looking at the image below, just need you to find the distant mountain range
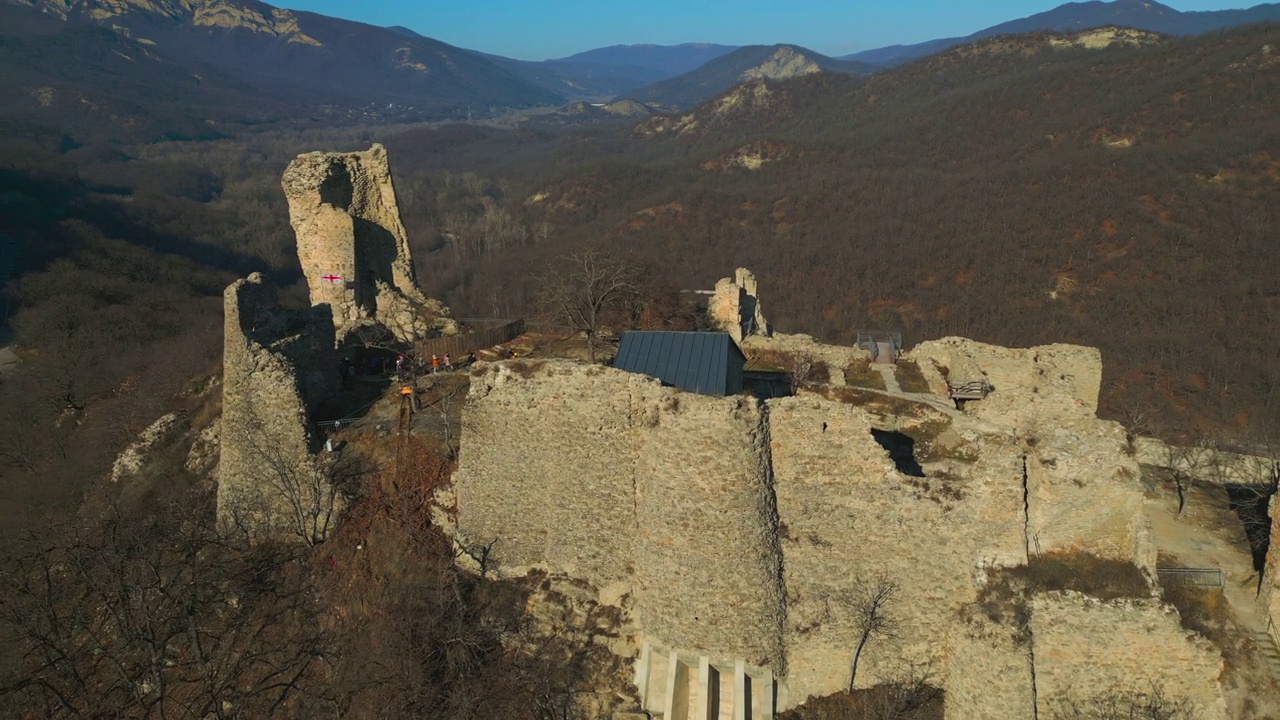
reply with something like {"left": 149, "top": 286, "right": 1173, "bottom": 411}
{"left": 5, "top": 0, "right": 560, "bottom": 114}
{"left": 3, "top": 0, "right": 1279, "bottom": 122}
{"left": 553, "top": 43, "right": 739, "bottom": 76}
{"left": 840, "top": 0, "right": 1280, "bottom": 65}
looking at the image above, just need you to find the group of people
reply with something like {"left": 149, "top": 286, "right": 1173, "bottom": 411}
{"left": 342, "top": 350, "right": 480, "bottom": 384}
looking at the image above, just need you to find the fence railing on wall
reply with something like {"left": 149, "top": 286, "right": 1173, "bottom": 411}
{"left": 416, "top": 318, "right": 526, "bottom": 358}
{"left": 1156, "top": 567, "right": 1224, "bottom": 588}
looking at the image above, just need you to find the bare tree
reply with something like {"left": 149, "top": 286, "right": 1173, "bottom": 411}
{"left": 534, "top": 248, "right": 637, "bottom": 364}
{"left": 0, "top": 504, "right": 329, "bottom": 718}
{"left": 843, "top": 573, "right": 901, "bottom": 692}
{"left": 1055, "top": 683, "right": 1200, "bottom": 720}
{"left": 226, "top": 406, "right": 371, "bottom": 546}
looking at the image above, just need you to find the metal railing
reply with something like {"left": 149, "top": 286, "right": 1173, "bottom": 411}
{"left": 416, "top": 318, "right": 526, "bottom": 358}
{"left": 1156, "top": 567, "right": 1225, "bottom": 588}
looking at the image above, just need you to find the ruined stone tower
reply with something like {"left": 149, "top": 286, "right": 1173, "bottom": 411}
{"left": 282, "top": 143, "right": 452, "bottom": 343}
{"left": 709, "top": 268, "right": 771, "bottom": 344}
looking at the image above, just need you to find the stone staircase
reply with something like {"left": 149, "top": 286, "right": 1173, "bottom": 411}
{"left": 1253, "top": 628, "right": 1280, "bottom": 680}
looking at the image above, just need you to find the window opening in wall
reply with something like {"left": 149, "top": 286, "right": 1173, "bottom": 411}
{"left": 871, "top": 429, "right": 925, "bottom": 477}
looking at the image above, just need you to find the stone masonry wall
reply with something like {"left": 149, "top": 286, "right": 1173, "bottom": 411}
{"left": 633, "top": 393, "right": 785, "bottom": 670}
{"left": 451, "top": 343, "right": 1221, "bottom": 717}
{"left": 1032, "top": 592, "right": 1227, "bottom": 720}
{"left": 770, "top": 396, "right": 1028, "bottom": 704}
{"left": 708, "top": 268, "right": 770, "bottom": 344}
{"left": 454, "top": 362, "right": 657, "bottom": 588}
{"left": 455, "top": 361, "right": 786, "bottom": 669}
{"left": 1025, "top": 417, "right": 1157, "bottom": 573}
{"left": 282, "top": 143, "right": 451, "bottom": 343}
{"left": 219, "top": 273, "right": 337, "bottom": 542}
{"left": 908, "top": 338, "right": 1102, "bottom": 430}
{"left": 944, "top": 618, "right": 1035, "bottom": 720}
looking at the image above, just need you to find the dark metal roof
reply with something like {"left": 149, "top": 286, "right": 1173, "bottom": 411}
{"left": 613, "top": 331, "right": 745, "bottom": 396}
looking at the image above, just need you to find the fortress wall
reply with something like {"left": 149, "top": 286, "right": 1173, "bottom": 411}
{"left": 944, "top": 619, "right": 1035, "bottom": 720}
{"left": 454, "top": 362, "right": 655, "bottom": 587}
{"left": 1031, "top": 593, "right": 1227, "bottom": 720}
{"left": 1025, "top": 418, "right": 1156, "bottom": 573}
{"left": 218, "top": 274, "right": 334, "bottom": 541}
{"left": 632, "top": 394, "right": 785, "bottom": 670}
{"left": 769, "top": 397, "right": 1028, "bottom": 703}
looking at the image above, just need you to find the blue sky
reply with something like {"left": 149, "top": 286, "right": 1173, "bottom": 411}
{"left": 282, "top": 1, "right": 1257, "bottom": 60}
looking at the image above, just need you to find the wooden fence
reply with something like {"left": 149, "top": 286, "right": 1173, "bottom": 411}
{"left": 416, "top": 318, "right": 526, "bottom": 358}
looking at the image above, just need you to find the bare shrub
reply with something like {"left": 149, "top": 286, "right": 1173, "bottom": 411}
{"left": 1026, "top": 552, "right": 1151, "bottom": 600}
{"left": 1053, "top": 683, "right": 1201, "bottom": 720}
{"left": 781, "top": 666, "right": 944, "bottom": 720}
{"left": 894, "top": 361, "right": 932, "bottom": 394}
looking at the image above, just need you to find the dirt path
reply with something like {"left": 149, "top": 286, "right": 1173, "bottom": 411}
{"left": 1142, "top": 471, "right": 1280, "bottom": 717}
{"left": 1144, "top": 478, "right": 1264, "bottom": 629}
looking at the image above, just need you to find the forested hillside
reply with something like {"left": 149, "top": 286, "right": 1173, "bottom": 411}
{"left": 384, "top": 25, "right": 1280, "bottom": 437}
{"left": 1, "top": 24, "right": 1277, "bottom": 540}
{"left": 0, "top": 15, "right": 1278, "bottom": 718}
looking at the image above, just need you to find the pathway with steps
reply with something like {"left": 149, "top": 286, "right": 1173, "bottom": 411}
{"left": 1250, "top": 629, "right": 1280, "bottom": 680}
{"left": 873, "top": 364, "right": 901, "bottom": 394}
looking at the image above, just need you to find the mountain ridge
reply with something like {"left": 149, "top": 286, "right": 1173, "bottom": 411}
{"left": 842, "top": 0, "right": 1280, "bottom": 65}
{"left": 626, "top": 44, "right": 874, "bottom": 109}
{"left": 5, "top": 0, "right": 563, "bottom": 114}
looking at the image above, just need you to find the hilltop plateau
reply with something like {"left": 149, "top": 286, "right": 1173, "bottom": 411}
{"left": 0, "top": 6, "right": 1279, "bottom": 717}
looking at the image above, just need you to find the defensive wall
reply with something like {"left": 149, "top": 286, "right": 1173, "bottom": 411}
{"left": 451, "top": 339, "right": 1224, "bottom": 717}
{"left": 1031, "top": 592, "right": 1226, "bottom": 718}
{"left": 218, "top": 273, "right": 339, "bottom": 542}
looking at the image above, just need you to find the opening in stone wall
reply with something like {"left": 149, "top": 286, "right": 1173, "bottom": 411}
{"left": 871, "top": 429, "right": 925, "bottom": 477}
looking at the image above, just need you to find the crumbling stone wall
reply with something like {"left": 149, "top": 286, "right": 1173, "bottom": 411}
{"left": 1025, "top": 417, "right": 1156, "bottom": 573}
{"left": 218, "top": 273, "right": 338, "bottom": 543}
{"left": 455, "top": 363, "right": 657, "bottom": 588}
{"left": 770, "top": 396, "right": 1028, "bottom": 703}
{"left": 908, "top": 338, "right": 1102, "bottom": 429}
{"left": 455, "top": 361, "right": 786, "bottom": 669}
{"left": 282, "top": 144, "right": 452, "bottom": 343}
{"left": 709, "top": 268, "right": 770, "bottom": 343}
{"left": 1031, "top": 592, "right": 1227, "bottom": 720}
{"left": 944, "top": 618, "right": 1035, "bottom": 720}
{"left": 450, "top": 340, "right": 1219, "bottom": 716}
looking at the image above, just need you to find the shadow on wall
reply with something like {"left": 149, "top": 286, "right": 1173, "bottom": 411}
{"left": 1225, "top": 482, "right": 1276, "bottom": 575}
{"left": 871, "top": 429, "right": 925, "bottom": 477}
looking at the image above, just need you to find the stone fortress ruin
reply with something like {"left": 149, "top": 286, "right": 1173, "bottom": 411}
{"left": 219, "top": 145, "right": 454, "bottom": 542}
{"left": 213, "top": 144, "right": 1280, "bottom": 719}
{"left": 448, "top": 326, "right": 1228, "bottom": 719}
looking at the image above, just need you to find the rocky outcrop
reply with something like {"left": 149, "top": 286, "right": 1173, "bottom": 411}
{"left": 218, "top": 273, "right": 339, "bottom": 544}
{"left": 740, "top": 46, "right": 821, "bottom": 82}
{"left": 708, "top": 268, "right": 770, "bottom": 344}
{"left": 282, "top": 144, "right": 454, "bottom": 344}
